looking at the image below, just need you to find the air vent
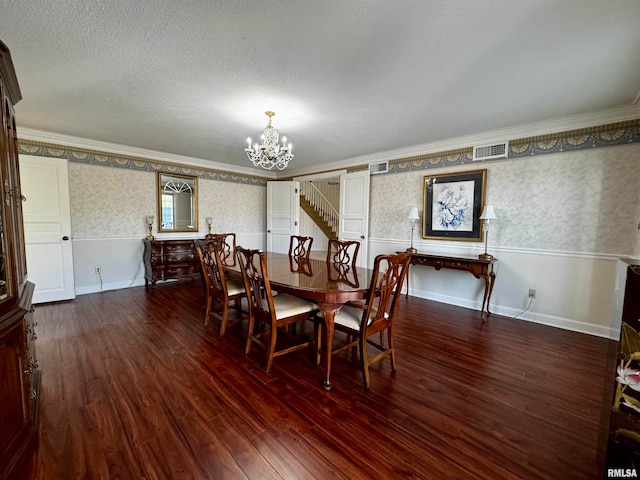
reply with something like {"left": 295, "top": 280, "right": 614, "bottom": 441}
{"left": 369, "top": 161, "right": 388, "bottom": 175}
{"left": 473, "top": 141, "right": 509, "bottom": 161}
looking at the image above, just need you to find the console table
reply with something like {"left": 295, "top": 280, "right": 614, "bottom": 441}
{"left": 143, "top": 239, "right": 201, "bottom": 285}
{"left": 407, "top": 252, "right": 497, "bottom": 320}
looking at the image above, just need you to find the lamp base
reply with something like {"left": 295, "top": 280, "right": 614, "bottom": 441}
{"left": 478, "top": 252, "right": 493, "bottom": 260}
{"left": 406, "top": 247, "right": 417, "bottom": 253}
{"left": 146, "top": 234, "right": 155, "bottom": 241}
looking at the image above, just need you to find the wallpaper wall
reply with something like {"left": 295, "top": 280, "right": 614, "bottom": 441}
{"left": 69, "top": 164, "right": 155, "bottom": 238}
{"left": 199, "top": 180, "right": 265, "bottom": 235}
{"left": 69, "top": 163, "right": 265, "bottom": 239}
{"left": 370, "top": 144, "right": 640, "bottom": 256}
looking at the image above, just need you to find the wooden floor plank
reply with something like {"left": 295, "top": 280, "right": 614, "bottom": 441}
{"left": 33, "top": 281, "right": 615, "bottom": 479}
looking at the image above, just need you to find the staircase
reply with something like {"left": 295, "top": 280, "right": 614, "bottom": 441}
{"left": 299, "top": 182, "right": 338, "bottom": 240}
{"left": 300, "top": 196, "right": 337, "bottom": 240}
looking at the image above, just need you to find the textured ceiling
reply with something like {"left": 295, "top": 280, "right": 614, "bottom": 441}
{"left": 1, "top": 0, "right": 639, "bottom": 175}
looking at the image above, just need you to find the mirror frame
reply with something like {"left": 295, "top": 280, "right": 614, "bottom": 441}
{"left": 156, "top": 172, "right": 199, "bottom": 233}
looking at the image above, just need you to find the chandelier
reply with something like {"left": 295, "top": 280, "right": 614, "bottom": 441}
{"left": 245, "top": 111, "right": 294, "bottom": 170}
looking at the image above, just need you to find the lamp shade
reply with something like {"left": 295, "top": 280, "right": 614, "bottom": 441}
{"left": 146, "top": 215, "right": 154, "bottom": 224}
{"left": 408, "top": 207, "right": 420, "bottom": 221}
{"left": 479, "top": 205, "right": 497, "bottom": 220}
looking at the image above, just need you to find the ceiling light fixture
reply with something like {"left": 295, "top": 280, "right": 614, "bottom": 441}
{"left": 245, "top": 111, "right": 293, "bottom": 171}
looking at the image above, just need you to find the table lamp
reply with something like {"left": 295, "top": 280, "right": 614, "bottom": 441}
{"left": 407, "top": 207, "right": 420, "bottom": 253}
{"left": 206, "top": 217, "right": 213, "bottom": 234}
{"left": 146, "top": 215, "right": 155, "bottom": 240}
{"left": 479, "top": 205, "right": 497, "bottom": 260}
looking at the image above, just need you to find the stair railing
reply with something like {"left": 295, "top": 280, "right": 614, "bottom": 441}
{"left": 299, "top": 181, "right": 339, "bottom": 233}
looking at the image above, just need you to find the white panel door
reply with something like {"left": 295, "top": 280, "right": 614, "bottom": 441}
{"left": 339, "top": 170, "right": 370, "bottom": 268}
{"left": 266, "top": 181, "right": 299, "bottom": 254}
{"left": 20, "top": 155, "right": 75, "bottom": 303}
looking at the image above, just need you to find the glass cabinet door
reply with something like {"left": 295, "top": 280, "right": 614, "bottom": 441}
{"left": 6, "top": 100, "right": 26, "bottom": 290}
{"left": 0, "top": 83, "right": 18, "bottom": 312}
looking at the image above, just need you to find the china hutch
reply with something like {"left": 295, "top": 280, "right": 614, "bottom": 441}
{"left": 0, "top": 40, "right": 38, "bottom": 479}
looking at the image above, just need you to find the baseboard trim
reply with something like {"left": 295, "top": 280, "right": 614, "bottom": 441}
{"left": 408, "top": 288, "right": 616, "bottom": 339}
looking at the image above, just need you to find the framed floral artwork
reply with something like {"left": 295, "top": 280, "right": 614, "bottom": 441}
{"left": 422, "top": 169, "right": 487, "bottom": 241}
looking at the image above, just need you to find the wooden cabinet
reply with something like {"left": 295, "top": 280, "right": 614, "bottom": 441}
{"left": 0, "top": 40, "right": 38, "bottom": 480}
{"left": 605, "top": 261, "right": 640, "bottom": 473}
{"left": 621, "top": 264, "right": 640, "bottom": 330}
{"left": 143, "top": 239, "right": 201, "bottom": 285}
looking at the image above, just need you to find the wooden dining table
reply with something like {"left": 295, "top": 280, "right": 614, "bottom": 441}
{"left": 227, "top": 252, "right": 371, "bottom": 390}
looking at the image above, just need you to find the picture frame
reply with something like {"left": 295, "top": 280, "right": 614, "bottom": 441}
{"left": 422, "top": 169, "right": 487, "bottom": 241}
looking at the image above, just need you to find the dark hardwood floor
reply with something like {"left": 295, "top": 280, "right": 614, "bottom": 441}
{"left": 33, "top": 281, "right": 616, "bottom": 479}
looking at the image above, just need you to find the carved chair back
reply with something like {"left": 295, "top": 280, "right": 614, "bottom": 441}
{"left": 205, "top": 232, "right": 236, "bottom": 267}
{"left": 288, "top": 235, "right": 313, "bottom": 259}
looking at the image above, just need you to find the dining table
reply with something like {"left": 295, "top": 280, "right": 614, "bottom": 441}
{"left": 227, "top": 251, "right": 371, "bottom": 390}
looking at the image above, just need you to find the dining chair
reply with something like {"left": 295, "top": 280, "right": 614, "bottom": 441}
{"left": 236, "top": 246, "right": 319, "bottom": 372}
{"left": 289, "top": 235, "right": 313, "bottom": 259}
{"left": 195, "top": 240, "right": 247, "bottom": 335}
{"left": 318, "top": 251, "right": 411, "bottom": 389}
{"left": 326, "top": 239, "right": 360, "bottom": 266}
{"left": 205, "top": 232, "right": 236, "bottom": 267}
{"left": 327, "top": 239, "right": 360, "bottom": 286}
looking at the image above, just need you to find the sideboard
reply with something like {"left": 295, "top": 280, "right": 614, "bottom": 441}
{"left": 143, "top": 239, "right": 201, "bottom": 285}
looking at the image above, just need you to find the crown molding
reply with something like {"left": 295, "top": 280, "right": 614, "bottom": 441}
{"left": 16, "top": 127, "right": 277, "bottom": 179}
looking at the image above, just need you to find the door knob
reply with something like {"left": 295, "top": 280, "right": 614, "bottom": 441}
{"left": 62, "top": 236, "right": 70, "bottom": 241}
{"left": 360, "top": 235, "right": 365, "bottom": 239}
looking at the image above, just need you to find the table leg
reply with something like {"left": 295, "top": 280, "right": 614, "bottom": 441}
{"left": 318, "top": 303, "right": 340, "bottom": 390}
{"left": 405, "top": 264, "right": 410, "bottom": 298}
{"left": 480, "top": 271, "right": 497, "bottom": 321}
{"left": 487, "top": 271, "right": 496, "bottom": 314}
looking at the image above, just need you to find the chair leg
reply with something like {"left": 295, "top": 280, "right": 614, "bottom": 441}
{"left": 204, "top": 295, "right": 212, "bottom": 327}
{"left": 245, "top": 314, "right": 255, "bottom": 354}
{"left": 388, "top": 327, "right": 396, "bottom": 372}
{"left": 266, "top": 325, "right": 277, "bottom": 372}
{"left": 219, "top": 299, "right": 229, "bottom": 336}
{"left": 315, "top": 322, "right": 323, "bottom": 366}
{"left": 359, "top": 334, "right": 371, "bottom": 389}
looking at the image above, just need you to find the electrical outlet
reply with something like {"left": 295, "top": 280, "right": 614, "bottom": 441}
{"left": 528, "top": 288, "right": 536, "bottom": 298}
{"left": 95, "top": 266, "right": 101, "bottom": 274}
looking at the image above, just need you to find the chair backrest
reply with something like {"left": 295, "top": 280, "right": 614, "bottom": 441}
{"left": 327, "top": 239, "right": 360, "bottom": 287}
{"left": 360, "top": 251, "right": 412, "bottom": 333}
{"left": 289, "top": 235, "right": 313, "bottom": 259}
{"left": 195, "top": 239, "right": 228, "bottom": 299}
{"left": 236, "top": 246, "right": 276, "bottom": 324}
{"left": 327, "top": 239, "right": 360, "bottom": 266}
{"left": 206, "top": 232, "right": 236, "bottom": 266}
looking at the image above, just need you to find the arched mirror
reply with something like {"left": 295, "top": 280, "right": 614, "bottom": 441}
{"left": 157, "top": 172, "right": 198, "bottom": 233}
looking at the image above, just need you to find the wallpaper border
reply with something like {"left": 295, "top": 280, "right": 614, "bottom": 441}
{"left": 17, "top": 118, "right": 640, "bottom": 182}
{"left": 383, "top": 119, "right": 640, "bottom": 174}
{"left": 16, "top": 140, "right": 268, "bottom": 186}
